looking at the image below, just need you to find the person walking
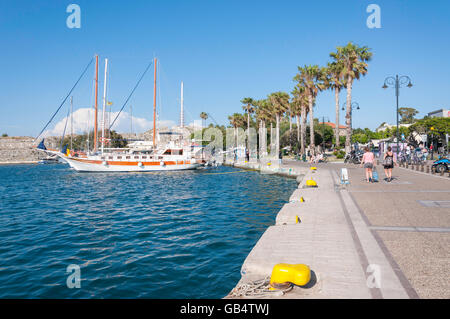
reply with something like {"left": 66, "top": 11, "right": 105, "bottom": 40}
{"left": 360, "top": 146, "right": 375, "bottom": 183}
{"left": 405, "top": 145, "right": 411, "bottom": 163}
{"left": 383, "top": 146, "right": 396, "bottom": 182}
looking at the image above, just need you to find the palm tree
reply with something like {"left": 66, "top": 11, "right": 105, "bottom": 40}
{"left": 333, "top": 42, "right": 372, "bottom": 153}
{"left": 200, "top": 112, "right": 208, "bottom": 129}
{"left": 290, "top": 95, "right": 301, "bottom": 144}
{"left": 254, "top": 99, "right": 273, "bottom": 158}
{"left": 294, "top": 65, "right": 327, "bottom": 155}
{"left": 325, "top": 60, "right": 345, "bottom": 149}
{"left": 241, "top": 97, "right": 255, "bottom": 130}
{"left": 241, "top": 97, "right": 255, "bottom": 150}
{"left": 268, "top": 92, "right": 290, "bottom": 159}
{"left": 291, "top": 85, "right": 309, "bottom": 155}
{"left": 228, "top": 112, "right": 246, "bottom": 148}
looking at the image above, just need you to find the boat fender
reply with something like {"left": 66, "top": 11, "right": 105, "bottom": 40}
{"left": 160, "top": 161, "right": 165, "bottom": 166}
{"left": 138, "top": 162, "right": 143, "bottom": 167}
{"left": 102, "top": 161, "right": 108, "bottom": 166}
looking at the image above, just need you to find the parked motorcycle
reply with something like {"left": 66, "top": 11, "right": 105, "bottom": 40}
{"left": 431, "top": 156, "right": 449, "bottom": 173}
{"left": 344, "top": 150, "right": 363, "bottom": 164}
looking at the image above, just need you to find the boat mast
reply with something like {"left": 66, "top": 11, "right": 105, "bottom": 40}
{"left": 70, "top": 96, "right": 73, "bottom": 150}
{"left": 153, "top": 57, "right": 157, "bottom": 148}
{"left": 93, "top": 55, "right": 99, "bottom": 153}
{"left": 101, "top": 58, "right": 108, "bottom": 154}
{"left": 180, "top": 81, "right": 184, "bottom": 128}
{"left": 130, "top": 105, "right": 133, "bottom": 136}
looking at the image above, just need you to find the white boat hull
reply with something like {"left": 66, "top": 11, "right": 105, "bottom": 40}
{"left": 44, "top": 151, "right": 201, "bottom": 172}
{"left": 63, "top": 157, "right": 200, "bottom": 172}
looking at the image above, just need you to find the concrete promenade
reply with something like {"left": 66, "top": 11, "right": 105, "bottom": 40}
{"left": 226, "top": 159, "right": 450, "bottom": 299}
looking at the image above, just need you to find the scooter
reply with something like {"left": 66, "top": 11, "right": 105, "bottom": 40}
{"left": 431, "top": 156, "right": 450, "bottom": 173}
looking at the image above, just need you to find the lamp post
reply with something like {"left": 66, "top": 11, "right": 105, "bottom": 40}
{"left": 430, "top": 126, "right": 434, "bottom": 160}
{"left": 320, "top": 116, "right": 330, "bottom": 152}
{"left": 382, "top": 75, "right": 413, "bottom": 158}
{"left": 341, "top": 101, "right": 360, "bottom": 131}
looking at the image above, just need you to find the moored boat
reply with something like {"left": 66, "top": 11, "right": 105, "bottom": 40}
{"left": 36, "top": 55, "right": 204, "bottom": 172}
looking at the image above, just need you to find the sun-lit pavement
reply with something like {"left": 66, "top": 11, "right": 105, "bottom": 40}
{"left": 282, "top": 159, "right": 450, "bottom": 299}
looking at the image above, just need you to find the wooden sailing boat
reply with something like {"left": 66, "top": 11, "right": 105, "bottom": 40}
{"left": 38, "top": 56, "right": 202, "bottom": 172}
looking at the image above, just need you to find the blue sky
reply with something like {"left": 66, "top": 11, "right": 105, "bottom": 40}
{"left": 1, "top": 0, "right": 449, "bottom": 136}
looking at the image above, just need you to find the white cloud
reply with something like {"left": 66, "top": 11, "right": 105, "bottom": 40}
{"left": 42, "top": 108, "right": 175, "bottom": 137}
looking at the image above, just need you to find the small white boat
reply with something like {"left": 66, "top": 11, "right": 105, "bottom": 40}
{"left": 38, "top": 157, "right": 60, "bottom": 164}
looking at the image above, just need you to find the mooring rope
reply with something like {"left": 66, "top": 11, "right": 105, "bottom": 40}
{"left": 227, "top": 276, "right": 293, "bottom": 298}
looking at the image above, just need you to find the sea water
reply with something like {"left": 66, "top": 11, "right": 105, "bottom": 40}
{"left": 0, "top": 164, "right": 296, "bottom": 298}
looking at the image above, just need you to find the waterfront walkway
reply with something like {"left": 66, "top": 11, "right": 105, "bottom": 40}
{"left": 227, "top": 159, "right": 450, "bottom": 299}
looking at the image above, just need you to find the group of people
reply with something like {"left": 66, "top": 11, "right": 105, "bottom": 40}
{"left": 309, "top": 152, "right": 325, "bottom": 163}
{"left": 360, "top": 146, "right": 396, "bottom": 183}
{"left": 400, "top": 143, "right": 429, "bottom": 163}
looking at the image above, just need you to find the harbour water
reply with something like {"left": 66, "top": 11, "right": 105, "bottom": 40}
{"left": 0, "top": 164, "right": 296, "bottom": 298}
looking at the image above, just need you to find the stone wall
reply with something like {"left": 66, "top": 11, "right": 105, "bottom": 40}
{"left": 0, "top": 136, "right": 59, "bottom": 162}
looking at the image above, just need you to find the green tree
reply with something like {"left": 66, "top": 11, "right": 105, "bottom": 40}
{"left": 332, "top": 42, "right": 372, "bottom": 153}
{"left": 291, "top": 85, "right": 310, "bottom": 155}
{"left": 325, "top": 60, "right": 345, "bottom": 148}
{"left": 254, "top": 99, "right": 273, "bottom": 156}
{"left": 241, "top": 97, "right": 255, "bottom": 148}
{"left": 200, "top": 112, "right": 208, "bottom": 129}
{"left": 268, "top": 92, "right": 290, "bottom": 158}
{"left": 228, "top": 113, "right": 245, "bottom": 147}
{"left": 62, "top": 129, "right": 127, "bottom": 151}
{"left": 398, "top": 107, "right": 419, "bottom": 124}
{"left": 409, "top": 117, "right": 450, "bottom": 135}
{"left": 294, "top": 65, "right": 327, "bottom": 155}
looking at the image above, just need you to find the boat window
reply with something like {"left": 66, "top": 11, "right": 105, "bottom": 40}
{"left": 134, "top": 156, "right": 139, "bottom": 159}
{"left": 173, "top": 149, "right": 183, "bottom": 155}
{"left": 158, "top": 156, "right": 163, "bottom": 160}
{"left": 117, "top": 156, "right": 122, "bottom": 159}
{"left": 163, "top": 149, "right": 171, "bottom": 155}
{"left": 101, "top": 157, "right": 105, "bottom": 160}
{"left": 142, "top": 156, "right": 147, "bottom": 159}
{"left": 108, "top": 156, "right": 113, "bottom": 160}
{"left": 126, "top": 156, "right": 131, "bottom": 159}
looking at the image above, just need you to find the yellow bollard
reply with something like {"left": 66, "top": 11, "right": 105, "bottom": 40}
{"left": 305, "top": 179, "right": 318, "bottom": 187}
{"left": 269, "top": 264, "right": 311, "bottom": 289}
{"left": 300, "top": 197, "right": 305, "bottom": 202}
{"left": 295, "top": 216, "right": 301, "bottom": 224}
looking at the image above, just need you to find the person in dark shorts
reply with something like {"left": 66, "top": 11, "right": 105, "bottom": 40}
{"left": 383, "top": 146, "right": 395, "bottom": 182}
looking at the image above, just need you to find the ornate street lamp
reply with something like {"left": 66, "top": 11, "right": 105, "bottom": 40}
{"left": 382, "top": 75, "right": 413, "bottom": 157}
{"left": 341, "top": 101, "right": 360, "bottom": 131}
